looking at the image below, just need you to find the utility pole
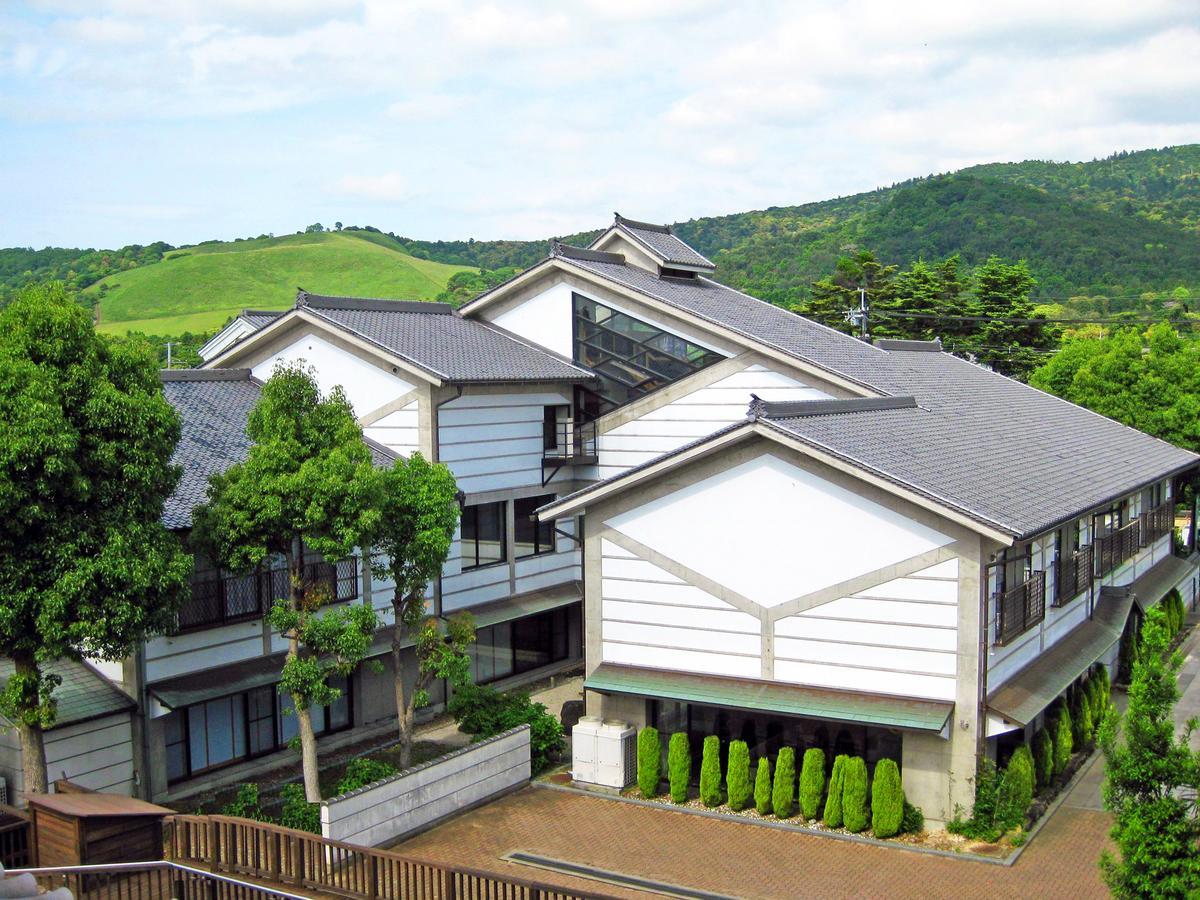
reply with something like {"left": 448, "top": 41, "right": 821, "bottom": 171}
{"left": 845, "top": 287, "right": 870, "bottom": 340}
{"left": 165, "top": 341, "right": 175, "bottom": 369}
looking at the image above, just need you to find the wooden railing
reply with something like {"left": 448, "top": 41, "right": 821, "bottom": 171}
{"left": 167, "top": 815, "right": 619, "bottom": 900}
{"left": 0, "top": 803, "right": 30, "bottom": 869}
{"left": 1053, "top": 544, "right": 1093, "bottom": 606}
{"left": 1096, "top": 519, "right": 1141, "bottom": 577}
{"left": 1141, "top": 503, "right": 1174, "bottom": 547}
{"left": 13, "top": 860, "right": 310, "bottom": 900}
{"left": 995, "top": 570, "right": 1046, "bottom": 645}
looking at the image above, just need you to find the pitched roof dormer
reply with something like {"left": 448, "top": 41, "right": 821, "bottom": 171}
{"left": 589, "top": 213, "right": 715, "bottom": 277}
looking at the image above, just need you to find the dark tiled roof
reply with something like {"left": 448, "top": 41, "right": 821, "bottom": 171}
{"left": 555, "top": 251, "right": 892, "bottom": 391}
{"left": 160, "top": 369, "right": 396, "bottom": 530}
{"left": 609, "top": 214, "right": 715, "bottom": 269}
{"left": 0, "top": 657, "right": 135, "bottom": 728}
{"left": 296, "top": 293, "right": 595, "bottom": 384}
{"left": 240, "top": 309, "right": 285, "bottom": 329}
{"left": 762, "top": 349, "right": 1200, "bottom": 537}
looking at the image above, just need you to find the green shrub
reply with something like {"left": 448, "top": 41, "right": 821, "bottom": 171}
{"left": 798, "top": 748, "right": 826, "bottom": 820}
{"left": 1085, "top": 676, "right": 1103, "bottom": 734}
{"left": 870, "top": 759, "right": 904, "bottom": 838}
{"left": 1070, "top": 689, "right": 1091, "bottom": 748}
{"left": 1033, "top": 729, "right": 1053, "bottom": 788}
{"left": 754, "top": 756, "right": 772, "bottom": 815}
{"left": 668, "top": 732, "right": 690, "bottom": 803}
{"left": 727, "top": 741, "right": 751, "bottom": 811}
{"left": 278, "top": 784, "right": 320, "bottom": 834}
{"left": 699, "top": 735, "right": 722, "bottom": 807}
{"left": 637, "top": 727, "right": 661, "bottom": 799}
{"left": 1117, "top": 615, "right": 1141, "bottom": 683}
{"left": 772, "top": 747, "right": 796, "bottom": 818}
{"left": 1077, "top": 691, "right": 1095, "bottom": 746}
{"left": 842, "top": 757, "right": 869, "bottom": 833}
{"left": 996, "top": 748, "right": 1035, "bottom": 831}
{"left": 335, "top": 758, "right": 399, "bottom": 796}
{"left": 971, "top": 757, "right": 1000, "bottom": 828}
{"left": 901, "top": 800, "right": 925, "bottom": 834}
{"left": 822, "top": 755, "right": 847, "bottom": 827}
{"left": 448, "top": 683, "right": 564, "bottom": 773}
{"left": 221, "top": 783, "right": 265, "bottom": 820}
{"left": 1053, "top": 707, "right": 1074, "bottom": 776}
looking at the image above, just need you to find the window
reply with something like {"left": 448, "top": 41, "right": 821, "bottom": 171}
{"left": 543, "top": 406, "right": 566, "bottom": 452}
{"left": 515, "top": 495, "right": 556, "bottom": 558}
{"left": 573, "top": 293, "right": 723, "bottom": 410}
{"left": 468, "top": 605, "right": 579, "bottom": 685}
{"left": 164, "top": 677, "right": 353, "bottom": 783}
{"left": 461, "top": 501, "right": 506, "bottom": 569}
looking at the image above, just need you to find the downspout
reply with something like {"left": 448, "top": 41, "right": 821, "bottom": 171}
{"left": 977, "top": 551, "right": 990, "bottom": 760}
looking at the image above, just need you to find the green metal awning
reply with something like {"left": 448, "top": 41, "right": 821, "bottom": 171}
{"left": 1128, "top": 552, "right": 1197, "bottom": 614}
{"left": 468, "top": 581, "right": 582, "bottom": 630}
{"left": 149, "top": 653, "right": 285, "bottom": 710}
{"left": 585, "top": 663, "right": 953, "bottom": 733}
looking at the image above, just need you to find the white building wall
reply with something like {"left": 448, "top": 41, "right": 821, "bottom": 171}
{"left": 595, "top": 365, "right": 833, "bottom": 479}
{"left": 0, "top": 713, "right": 135, "bottom": 801}
{"left": 490, "top": 282, "right": 573, "bottom": 359}
{"left": 145, "top": 620, "right": 265, "bottom": 683}
{"left": 363, "top": 401, "right": 420, "bottom": 457}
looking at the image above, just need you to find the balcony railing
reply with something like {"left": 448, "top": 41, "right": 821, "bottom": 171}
{"left": 543, "top": 418, "right": 598, "bottom": 462}
{"left": 1095, "top": 519, "right": 1141, "bottom": 578}
{"left": 1053, "top": 544, "right": 1093, "bottom": 606}
{"left": 995, "top": 570, "right": 1046, "bottom": 645}
{"left": 1141, "top": 503, "right": 1173, "bottom": 547}
{"left": 180, "top": 557, "right": 358, "bottom": 631}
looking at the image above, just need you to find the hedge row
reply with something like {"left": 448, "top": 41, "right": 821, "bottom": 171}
{"left": 635, "top": 729, "right": 921, "bottom": 838}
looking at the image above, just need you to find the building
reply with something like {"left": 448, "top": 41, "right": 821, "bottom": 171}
{"left": 3, "top": 213, "right": 1194, "bottom": 819}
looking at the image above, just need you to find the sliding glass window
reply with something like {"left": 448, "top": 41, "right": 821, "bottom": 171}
{"left": 461, "top": 501, "right": 506, "bottom": 569}
{"left": 514, "top": 495, "right": 556, "bottom": 558}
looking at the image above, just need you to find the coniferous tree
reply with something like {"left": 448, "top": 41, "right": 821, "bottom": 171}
{"left": 726, "top": 741, "right": 751, "bottom": 811}
{"left": 754, "top": 756, "right": 772, "bottom": 815}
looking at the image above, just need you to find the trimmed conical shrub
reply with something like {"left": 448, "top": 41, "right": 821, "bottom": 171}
{"left": 637, "top": 726, "right": 660, "bottom": 799}
{"left": 823, "top": 754, "right": 847, "bottom": 827}
{"left": 772, "top": 747, "right": 796, "bottom": 818}
{"left": 1053, "top": 707, "right": 1073, "bottom": 776}
{"left": 842, "top": 756, "right": 869, "bottom": 833}
{"left": 699, "top": 735, "right": 722, "bottom": 807}
{"left": 754, "top": 756, "right": 772, "bottom": 814}
{"left": 870, "top": 759, "right": 903, "bottom": 838}
{"left": 1033, "top": 728, "right": 1053, "bottom": 788}
{"left": 727, "top": 741, "right": 751, "bottom": 811}
{"left": 996, "top": 748, "right": 1034, "bottom": 831}
{"left": 1070, "top": 689, "right": 1090, "bottom": 748}
{"left": 799, "top": 747, "right": 826, "bottom": 820}
{"left": 668, "top": 732, "right": 690, "bottom": 803}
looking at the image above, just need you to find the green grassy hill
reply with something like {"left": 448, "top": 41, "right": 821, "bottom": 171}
{"left": 89, "top": 230, "right": 470, "bottom": 336}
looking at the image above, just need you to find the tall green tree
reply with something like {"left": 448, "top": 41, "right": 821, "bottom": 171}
{"left": 1030, "top": 323, "right": 1200, "bottom": 453}
{"left": 800, "top": 250, "right": 896, "bottom": 334}
{"left": 1099, "top": 606, "right": 1200, "bottom": 897}
{"left": 875, "top": 255, "right": 968, "bottom": 341}
{"left": 0, "top": 283, "right": 190, "bottom": 794}
{"left": 968, "top": 257, "right": 1059, "bottom": 380}
{"left": 193, "top": 363, "right": 382, "bottom": 801}
{"left": 369, "top": 453, "right": 471, "bottom": 768}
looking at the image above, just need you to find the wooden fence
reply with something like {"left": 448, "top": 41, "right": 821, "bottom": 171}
{"left": 167, "top": 815, "right": 618, "bottom": 900}
{"left": 0, "top": 802, "right": 30, "bottom": 868}
{"left": 13, "top": 860, "right": 311, "bottom": 900}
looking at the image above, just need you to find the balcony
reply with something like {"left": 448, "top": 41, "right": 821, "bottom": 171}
{"left": 1140, "top": 503, "right": 1174, "bottom": 547}
{"left": 995, "top": 570, "right": 1046, "bottom": 645}
{"left": 1053, "top": 544, "right": 1093, "bottom": 606}
{"left": 179, "top": 557, "right": 359, "bottom": 631}
{"left": 1095, "top": 519, "right": 1142, "bottom": 578}
{"left": 542, "top": 418, "right": 598, "bottom": 484}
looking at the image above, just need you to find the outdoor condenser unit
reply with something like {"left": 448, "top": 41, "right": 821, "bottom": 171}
{"left": 0, "top": 776, "right": 7, "bottom": 805}
{"left": 573, "top": 717, "right": 636, "bottom": 788}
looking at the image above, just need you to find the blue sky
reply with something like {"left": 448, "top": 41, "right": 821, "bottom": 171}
{"left": 1, "top": 0, "right": 1198, "bottom": 249}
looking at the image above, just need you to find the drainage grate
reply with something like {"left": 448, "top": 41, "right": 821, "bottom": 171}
{"left": 503, "top": 851, "right": 737, "bottom": 899}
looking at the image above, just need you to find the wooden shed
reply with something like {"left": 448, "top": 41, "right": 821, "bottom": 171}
{"left": 27, "top": 793, "right": 171, "bottom": 867}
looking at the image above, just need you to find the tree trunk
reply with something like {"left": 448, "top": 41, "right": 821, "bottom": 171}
{"left": 12, "top": 656, "right": 48, "bottom": 797}
{"left": 392, "top": 597, "right": 414, "bottom": 769}
{"left": 295, "top": 701, "right": 322, "bottom": 802}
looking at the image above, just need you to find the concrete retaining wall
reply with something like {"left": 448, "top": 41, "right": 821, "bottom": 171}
{"left": 319, "top": 726, "right": 531, "bottom": 847}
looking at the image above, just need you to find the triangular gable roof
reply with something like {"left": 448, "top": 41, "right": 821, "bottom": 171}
{"left": 589, "top": 213, "right": 716, "bottom": 271}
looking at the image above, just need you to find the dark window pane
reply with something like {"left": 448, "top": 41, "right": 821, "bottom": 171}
{"left": 327, "top": 676, "right": 351, "bottom": 731}
{"left": 248, "top": 687, "right": 275, "bottom": 755}
{"left": 164, "top": 712, "right": 187, "bottom": 781}
{"left": 462, "top": 501, "right": 506, "bottom": 569}
{"left": 515, "top": 495, "right": 555, "bottom": 558}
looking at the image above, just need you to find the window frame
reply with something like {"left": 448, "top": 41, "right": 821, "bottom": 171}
{"left": 460, "top": 501, "right": 508, "bottom": 571}
{"left": 514, "top": 494, "right": 556, "bottom": 559}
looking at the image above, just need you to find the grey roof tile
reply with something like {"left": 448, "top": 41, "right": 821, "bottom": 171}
{"left": 160, "top": 369, "right": 395, "bottom": 530}
{"left": 240, "top": 309, "right": 285, "bottom": 329}
{"left": 297, "top": 293, "right": 595, "bottom": 384}
{"left": 0, "top": 657, "right": 135, "bottom": 728}
{"left": 610, "top": 215, "right": 715, "bottom": 269}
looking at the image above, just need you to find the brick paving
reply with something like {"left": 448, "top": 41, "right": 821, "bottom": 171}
{"left": 394, "top": 784, "right": 1112, "bottom": 899}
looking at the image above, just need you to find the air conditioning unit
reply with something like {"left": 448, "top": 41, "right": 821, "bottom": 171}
{"left": 571, "top": 716, "right": 603, "bottom": 784}
{"left": 0, "top": 776, "right": 8, "bottom": 805}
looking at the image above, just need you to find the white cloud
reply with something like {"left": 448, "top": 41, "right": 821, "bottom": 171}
{"left": 330, "top": 172, "right": 414, "bottom": 202}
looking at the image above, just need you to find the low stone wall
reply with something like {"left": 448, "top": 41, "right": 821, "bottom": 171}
{"left": 319, "top": 726, "right": 531, "bottom": 847}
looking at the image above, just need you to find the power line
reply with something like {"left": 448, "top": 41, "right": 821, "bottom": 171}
{"left": 871, "top": 309, "right": 1197, "bottom": 326}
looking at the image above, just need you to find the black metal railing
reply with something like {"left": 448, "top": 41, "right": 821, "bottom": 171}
{"left": 180, "top": 557, "right": 358, "bottom": 631}
{"left": 995, "top": 570, "right": 1046, "bottom": 645}
{"left": 1053, "top": 544, "right": 1093, "bottom": 606}
{"left": 543, "top": 418, "right": 598, "bottom": 462}
{"left": 1095, "top": 519, "right": 1141, "bottom": 578}
{"left": 1141, "top": 503, "right": 1173, "bottom": 547}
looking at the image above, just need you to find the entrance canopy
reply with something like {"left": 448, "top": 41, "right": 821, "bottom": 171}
{"left": 585, "top": 663, "right": 953, "bottom": 734}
